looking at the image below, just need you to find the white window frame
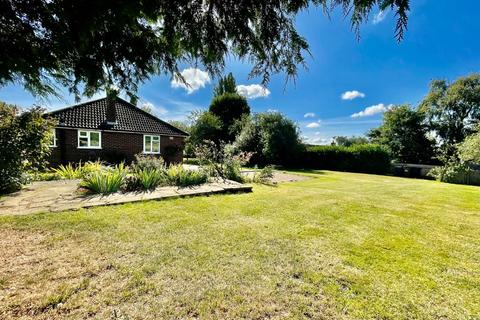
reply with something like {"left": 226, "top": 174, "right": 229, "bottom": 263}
{"left": 49, "top": 129, "right": 57, "bottom": 148}
{"left": 143, "top": 134, "right": 161, "bottom": 154}
{"left": 77, "top": 130, "right": 102, "bottom": 149}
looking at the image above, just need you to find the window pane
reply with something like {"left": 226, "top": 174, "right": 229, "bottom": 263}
{"left": 49, "top": 130, "right": 56, "bottom": 146}
{"left": 152, "top": 136, "right": 159, "bottom": 141}
{"left": 79, "top": 137, "right": 88, "bottom": 147}
{"left": 79, "top": 131, "right": 88, "bottom": 137}
{"left": 90, "top": 132, "right": 100, "bottom": 147}
{"left": 152, "top": 140, "right": 160, "bottom": 153}
{"left": 144, "top": 136, "right": 151, "bottom": 152}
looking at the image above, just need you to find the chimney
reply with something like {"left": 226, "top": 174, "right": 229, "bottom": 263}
{"left": 105, "top": 89, "right": 117, "bottom": 125}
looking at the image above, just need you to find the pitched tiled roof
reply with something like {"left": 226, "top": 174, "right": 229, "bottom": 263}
{"left": 47, "top": 97, "right": 188, "bottom": 136}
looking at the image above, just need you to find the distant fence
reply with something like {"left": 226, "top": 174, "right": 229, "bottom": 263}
{"left": 392, "top": 163, "right": 437, "bottom": 179}
{"left": 393, "top": 163, "right": 480, "bottom": 185}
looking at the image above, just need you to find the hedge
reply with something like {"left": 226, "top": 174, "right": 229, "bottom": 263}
{"left": 301, "top": 144, "right": 392, "bottom": 174}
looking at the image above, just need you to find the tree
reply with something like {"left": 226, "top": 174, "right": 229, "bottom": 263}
{"left": 213, "top": 73, "right": 237, "bottom": 97}
{"left": 332, "top": 136, "right": 369, "bottom": 147}
{"left": 0, "top": 1, "right": 411, "bottom": 99}
{"left": 188, "top": 111, "right": 222, "bottom": 148}
{"left": 140, "top": 104, "right": 154, "bottom": 114}
{"left": 209, "top": 93, "right": 250, "bottom": 142}
{"left": 419, "top": 74, "right": 480, "bottom": 156}
{"left": 0, "top": 102, "right": 55, "bottom": 193}
{"left": 167, "top": 120, "right": 193, "bottom": 157}
{"left": 458, "top": 125, "right": 480, "bottom": 164}
{"left": 235, "top": 112, "right": 303, "bottom": 165}
{"left": 168, "top": 120, "right": 191, "bottom": 134}
{"left": 368, "top": 105, "right": 435, "bottom": 164}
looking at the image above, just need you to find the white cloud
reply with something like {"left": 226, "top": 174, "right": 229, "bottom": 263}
{"left": 171, "top": 68, "right": 211, "bottom": 94}
{"left": 341, "top": 90, "right": 366, "bottom": 100}
{"left": 373, "top": 10, "right": 388, "bottom": 25}
{"left": 236, "top": 84, "right": 271, "bottom": 99}
{"left": 351, "top": 103, "right": 393, "bottom": 118}
{"left": 307, "top": 136, "right": 332, "bottom": 145}
{"left": 304, "top": 112, "right": 316, "bottom": 118}
{"left": 141, "top": 101, "right": 168, "bottom": 115}
{"left": 267, "top": 108, "right": 278, "bottom": 113}
{"left": 306, "top": 122, "right": 320, "bottom": 128}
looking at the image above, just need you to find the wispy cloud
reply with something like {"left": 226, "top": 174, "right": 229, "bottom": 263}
{"left": 373, "top": 10, "right": 388, "bottom": 25}
{"left": 306, "top": 122, "right": 321, "bottom": 128}
{"left": 157, "top": 98, "right": 204, "bottom": 121}
{"left": 171, "top": 68, "right": 211, "bottom": 94}
{"left": 304, "top": 112, "right": 316, "bottom": 118}
{"left": 320, "top": 119, "right": 382, "bottom": 126}
{"left": 351, "top": 103, "right": 393, "bottom": 118}
{"left": 236, "top": 84, "right": 270, "bottom": 99}
{"left": 305, "top": 135, "right": 332, "bottom": 145}
{"left": 341, "top": 90, "right": 366, "bottom": 100}
{"left": 140, "top": 101, "right": 168, "bottom": 116}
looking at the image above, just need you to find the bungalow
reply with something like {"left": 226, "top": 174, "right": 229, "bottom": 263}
{"left": 46, "top": 96, "right": 188, "bottom": 166}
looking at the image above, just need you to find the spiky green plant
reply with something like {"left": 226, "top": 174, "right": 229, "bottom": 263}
{"left": 53, "top": 163, "right": 82, "bottom": 179}
{"left": 166, "top": 165, "right": 208, "bottom": 187}
{"left": 134, "top": 169, "right": 167, "bottom": 190}
{"left": 80, "top": 163, "right": 127, "bottom": 194}
{"left": 52, "top": 161, "right": 103, "bottom": 180}
{"left": 80, "top": 161, "right": 103, "bottom": 178}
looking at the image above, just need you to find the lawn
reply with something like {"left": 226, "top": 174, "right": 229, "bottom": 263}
{"left": 1, "top": 171, "right": 479, "bottom": 319}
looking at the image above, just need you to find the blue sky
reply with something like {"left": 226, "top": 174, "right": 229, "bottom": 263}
{"left": 1, "top": 0, "right": 480, "bottom": 144}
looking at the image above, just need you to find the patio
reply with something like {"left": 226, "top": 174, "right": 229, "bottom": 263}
{"left": 0, "top": 179, "right": 252, "bottom": 216}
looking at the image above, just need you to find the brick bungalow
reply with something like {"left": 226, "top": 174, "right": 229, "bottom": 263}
{"left": 46, "top": 96, "right": 188, "bottom": 166}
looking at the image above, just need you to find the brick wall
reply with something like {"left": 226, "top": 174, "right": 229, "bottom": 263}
{"left": 49, "top": 128, "right": 185, "bottom": 166}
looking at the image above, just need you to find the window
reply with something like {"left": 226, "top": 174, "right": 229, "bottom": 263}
{"left": 49, "top": 129, "right": 57, "bottom": 147}
{"left": 143, "top": 135, "right": 160, "bottom": 154}
{"left": 78, "top": 130, "right": 101, "bottom": 149}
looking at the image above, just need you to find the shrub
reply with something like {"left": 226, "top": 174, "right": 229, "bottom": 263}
{"left": 131, "top": 154, "right": 165, "bottom": 172}
{"left": 428, "top": 161, "right": 476, "bottom": 185}
{"left": 253, "top": 165, "right": 274, "bottom": 184}
{"left": 196, "top": 141, "right": 251, "bottom": 182}
{"left": 234, "top": 112, "right": 304, "bottom": 166}
{"left": 163, "top": 145, "right": 182, "bottom": 163}
{"left": 165, "top": 164, "right": 208, "bottom": 187}
{"left": 30, "top": 171, "right": 61, "bottom": 181}
{"left": 302, "top": 144, "right": 392, "bottom": 174}
{"left": 0, "top": 102, "right": 54, "bottom": 194}
{"left": 188, "top": 111, "right": 222, "bottom": 148}
{"left": 80, "top": 163, "right": 128, "bottom": 194}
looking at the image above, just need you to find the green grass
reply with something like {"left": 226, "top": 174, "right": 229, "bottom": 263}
{"left": 1, "top": 171, "right": 479, "bottom": 319}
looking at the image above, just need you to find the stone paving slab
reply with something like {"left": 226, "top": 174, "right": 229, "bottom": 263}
{"left": 0, "top": 180, "right": 252, "bottom": 216}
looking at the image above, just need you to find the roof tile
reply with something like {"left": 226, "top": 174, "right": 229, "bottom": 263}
{"left": 47, "top": 97, "right": 188, "bottom": 136}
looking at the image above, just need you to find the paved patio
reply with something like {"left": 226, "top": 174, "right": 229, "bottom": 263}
{"left": 0, "top": 180, "right": 252, "bottom": 216}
